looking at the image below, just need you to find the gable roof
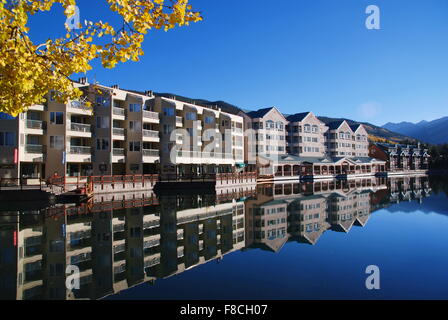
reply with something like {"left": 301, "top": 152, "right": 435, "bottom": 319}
{"left": 286, "top": 112, "right": 311, "bottom": 122}
{"left": 350, "top": 124, "right": 365, "bottom": 132}
{"left": 245, "top": 107, "right": 286, "bottom": 121}
{"left": 327, "top": 120, "right": 349, "bottom": 130}
{"left": 246, "top": 107, "right": 274, "bottom": 118}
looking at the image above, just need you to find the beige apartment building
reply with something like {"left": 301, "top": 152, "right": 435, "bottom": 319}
{"left": 0, "top": 79, "right": 245, "bottom": 180}
{"left": 325, "top": 121, "right": 369, "bottom": 158}
{"left": 239, "top": 107, "right": 288, "bottom": 159}
{"left": 154, "top": 96, "right": 244, "bottom": 177}
{"left": 286, "top": 112, "right": 328, "bottom": 158}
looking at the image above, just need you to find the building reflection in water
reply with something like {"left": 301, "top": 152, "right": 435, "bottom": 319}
{"left": 0, "top": 176, "right": 431, "bottom": 300}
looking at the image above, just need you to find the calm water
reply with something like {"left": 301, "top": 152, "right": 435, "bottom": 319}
{"left": 1, "top": 176, "right": 447, "bottom": 300}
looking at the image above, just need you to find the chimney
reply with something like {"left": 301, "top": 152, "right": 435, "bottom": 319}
{"left": 144, "top": 90, "right": 153, "bottom": 97}
{"left": 78, "top": 77, "right": 88, "bottom": 85}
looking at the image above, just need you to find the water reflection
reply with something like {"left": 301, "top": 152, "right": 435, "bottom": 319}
{"left": 0, "top": 176, "right": 433, "bottom": 300}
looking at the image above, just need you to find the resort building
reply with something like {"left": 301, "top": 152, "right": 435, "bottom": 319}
{"left": 285, "top": 112, "right": 328, "bottom": 158}
{"left": 0, "top": 79, "right": 245, "bottom": 181}
{"left": 369, "top": 143, "right": 430, "bottom": 173}
{"left": 153, "top": 96, "right": 245, "bottom": 178}
{"left": 239, "top": 107, "right": 288, "bottom": 158}
{"left": 325, "top": 120, "right": 369, "bottom": 158}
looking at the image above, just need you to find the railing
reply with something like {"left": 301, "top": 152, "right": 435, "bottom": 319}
{"left": 26, "top": 119, "right": 44, "bottom": 130}
{"left": 143, "top": 129, "right": 159, "bottom": 138}
{"left": 70, "top": 146, "right": 91, "bottom": 154}
{"left": 0, "top": 177, "right": 45, "bottom": 190}
{"left": 70, "top": 101, "right": 88, "bottom": 109}
{"left": 176, "top": 150, "right": 234, "bottom": 159}
{"left": 113, "top": 107, "right": 125, "bottom": 116}
{"left": 113, "top": 148, "right": 125, "bottom": 156}
{"left": 25, "top": 144, "right": 44, "bottom": 153}
{"left": 143, "top": 110, "right": 159, "bottom": 120}
{"left": 70, "top": 123, "right": 91, "bottom": 132}
{"left": 142, "top": 149, "right": 159, "bottom": 157}
{"left": 113, "top": 127, "right": 125, "bottom": 136}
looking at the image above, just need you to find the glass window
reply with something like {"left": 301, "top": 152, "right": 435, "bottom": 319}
{"left": 129, "top": 141, "right": 141, "bottom": 152}
{"left": 96, "top": 116, "right": 110, "bottom": 129}
{"left": 50, "top": 136, "right": 64, "bottom": 150}
{"left": 129, "top": 120, "right": 141, "bottom": 132}
{"left": 96, "top": 138, "right": 109, "bottom": 151}
{"left": 186, "top": 112, "right": 197, "bottom": 121}
{"left": 204, "top": 116, "right": 214, "bottom": 124}
{"left": 0, "top": 132, "right": 15, "bottom": 146}
{"left": 163, "top": 107, "right": 174, "bottom": 116}
{"left": 50, "top": 112, "right": 64, "bottom": 125}
{"left": 129, "top": 103, "right": 141, "bottom": 112}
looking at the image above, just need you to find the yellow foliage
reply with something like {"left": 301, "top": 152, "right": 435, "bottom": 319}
{"left": 0, "top": 0, "right": 202, "bottom": 116}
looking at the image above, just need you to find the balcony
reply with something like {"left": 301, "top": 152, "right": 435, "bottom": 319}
{"left": 68, "top": 101, "right": 93, "bottom": 115}
{"left": 113, "top": 148, "right": 125, "bottom": 156}
{"left": 112, "top": 148, "right": 125, "bottom": 163}
{"left": 71, "top": 123, "right": 91, "bottom": 132}
{"left": 67, "top": 146, "right": 92, "bottom": 162}
{"left": 142, "top": 149, "right": 159, "bottom": 158}
{"left": 69, "top": 122, "right": 92, "bottom": 138}
{"left": 26, "top": 120, "right": 44, "bottom": 130}
{"left": 143, "top": 129, "right": 159, "bottom": 142}
{"left": 143, "top": 111, "right": 159, "bottom": 122}
{"left": 113, "top": 127, "right": 125, "bottom": 136}
{"left": 25, "top": 119, "right": 45, "bottom": 135}
{"left": 70, "top": 146, "right": 91, "bottom": 155}
{"left": 25, "top": 144, "right": 44, "bottom": 154}
{"left": 113, "top": 107, "right": 125, "bottom": 117}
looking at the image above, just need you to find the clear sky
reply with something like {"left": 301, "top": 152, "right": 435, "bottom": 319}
{"left": 27, "top": 0, "right": 448, "bottom": 126}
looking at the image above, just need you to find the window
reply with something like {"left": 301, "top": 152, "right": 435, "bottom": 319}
{"left": 96, "top": 96, "right": 109, "bottom": 107}
{"left": 129, "top": 120, "right": 141, "bottom": 132}
{"left": 50, "top": 136, "right": 64, "bottom": 150}
{"left": 304, "top": 124, "right": 311, "bottom": 132}
{"left": 0, "top": 132, "right": 15, "bottom": 146}
{"left": 50, "top": 112, "right": 64, "bottom": 125}
{"left": 96, "top": 138, "right": 109, "bottom": 151}
{"left": 96, "top": 116, "right": 110, "bottom": 129}
{"left": 163, "top": 107, "right": 174, "bottom": 116}
{"left": 129, "top": 103, "right": 141, "bottom": 112}
{"left": 163, "top": 124, "right": 173, "bottom": 135}
{"left": 129, "top": 141, "right": 141, "bottom": 152}
{"left": 49, "top": 240, "right": 64, "bottom": 253}
{"left": 204, "top": 116, "right": 214, "bottom": 124}
{"left": 186, "top": 112, "right": 197, "bottom": 121}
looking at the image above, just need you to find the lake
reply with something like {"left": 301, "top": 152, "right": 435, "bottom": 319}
{"left": 1, "top": 175, "right": 447, "bottom": 300}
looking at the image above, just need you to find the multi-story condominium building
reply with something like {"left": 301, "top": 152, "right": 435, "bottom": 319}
{"left": 153, "top": 96, "right": 245, "bottom": 177}
{"left": 0, "top": 79, "right": 245, "bottom": 180}
{"left": 239, "top": 107, "right": 287, "bottom": 159}
{"left": 369, "top": 143, "right": 430, "bottom": 172}
{"left": 350, "top": 124, "right": 369, "bottom": 157}
{"left": 285, "top": 112, "right": 328, "bottom": 158}
{"left": 325, "top": 120, "right": 369, "bottom": 158}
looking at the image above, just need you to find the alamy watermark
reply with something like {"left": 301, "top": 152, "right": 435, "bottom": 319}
{"left": 365, "top": 265, "right": 381, "bottom": 290}
{"left": 66, "top": 265, "right": 80, "bottom": 290}
{"left": 365, "top": 5, "right": 381, "bottom": 30}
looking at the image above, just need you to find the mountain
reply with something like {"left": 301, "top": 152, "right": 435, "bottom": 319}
{"left": 153, "top": 92, "right": 416, "bottom": 144}
{"left": 383, "top": 116, "right": 448, "bottom": 145}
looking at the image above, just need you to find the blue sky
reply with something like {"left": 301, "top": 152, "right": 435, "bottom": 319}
{"left": 27, "top": 0, "right": 448, "bottom": 125}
